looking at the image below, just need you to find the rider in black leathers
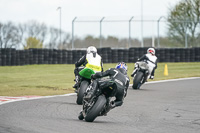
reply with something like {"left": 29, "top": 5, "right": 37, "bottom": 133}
{"left": 85, "top": 62, "right": 130, "bottom": 110}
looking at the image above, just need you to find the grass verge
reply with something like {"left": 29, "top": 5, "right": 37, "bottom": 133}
{"left": 0, "top": 62, "right": 200, "bottom": 96}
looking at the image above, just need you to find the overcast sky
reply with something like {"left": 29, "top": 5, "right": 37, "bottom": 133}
{"left": 0, "top": 0, "right": 181, "bottom": 38}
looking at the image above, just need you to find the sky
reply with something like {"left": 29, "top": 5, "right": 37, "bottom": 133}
{"left": 0, "top": 0, "right": 181, "bottom": 39}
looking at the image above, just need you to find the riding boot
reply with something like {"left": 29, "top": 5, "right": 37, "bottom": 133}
{"left": 101, "top": 101, "right": 116, "bottom": 116}
{"left": 73, "top": 76, "right": 79, "bottom": 92}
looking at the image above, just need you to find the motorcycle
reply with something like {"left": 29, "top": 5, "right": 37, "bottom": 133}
{"left": 132, "top": 61, "right": 149, "bottom": 89}
{"left": 76, "top": 67, "right": 95, "bottom": 105}
{"left": 78, "top": 80, "right": 117, "bottom": 122}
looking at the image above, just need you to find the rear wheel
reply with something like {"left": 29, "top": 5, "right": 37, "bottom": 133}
{"left": 132, "top": 71, "right": 144, "bottom": 89}
{"left": 85, "top": 95, "right": 107, "bottom": 122}
{"left": 76, "top": 80, "right": 89, "bottom": 105}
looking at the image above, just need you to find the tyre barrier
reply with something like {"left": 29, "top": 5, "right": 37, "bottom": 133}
{"left": 0, "top": 47, "right": 200, "bottom": 66}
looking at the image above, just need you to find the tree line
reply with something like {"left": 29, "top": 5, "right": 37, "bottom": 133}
{"left": 0, "top": 0, "right": 200, "bottom": 49}
{"left": 0, "top": 21, "right": 71, "bottom": 49}
{"left": 167, "top": 0, "right": 200, "bottom": 47}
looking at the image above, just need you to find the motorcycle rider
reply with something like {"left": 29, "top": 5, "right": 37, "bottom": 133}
{"left": 73, "top": 46, "right": 103, "bottom": 92}
{"left": 84, "top": 62, "right": 130, "bottom": 114}
{"left": 131, "top": 47, "right": 157, "bottom": 79}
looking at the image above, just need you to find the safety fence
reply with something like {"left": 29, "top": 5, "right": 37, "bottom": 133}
{"left": 0, "top": 47, "right": 200, "bottom": 66}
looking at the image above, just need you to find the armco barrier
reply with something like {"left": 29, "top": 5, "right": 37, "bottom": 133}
{"left": 0, "top": 47, "right": 200, "bottom": 66}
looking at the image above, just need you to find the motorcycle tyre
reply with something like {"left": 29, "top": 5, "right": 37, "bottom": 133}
{"left": 133, "top": 71, "right": 144, "bottom": 89}
{"left": 85, "top": 95, "right": 107, "bottom": 122}
{"left": 76, "top": 80, "right": 89, "bottom": 105}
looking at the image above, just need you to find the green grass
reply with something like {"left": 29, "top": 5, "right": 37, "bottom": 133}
{"left": 0, "top": 62, "right": 200, "bottom": 96}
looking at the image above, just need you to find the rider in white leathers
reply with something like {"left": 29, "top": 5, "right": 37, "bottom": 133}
{"left": 73, "top": 46, "right": 103, "bottom": 91}
{"left": 131, "top": 48, "right": 157, "bottom": 79}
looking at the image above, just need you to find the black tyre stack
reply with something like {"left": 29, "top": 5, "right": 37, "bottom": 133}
{"left": 175, "top": 48, "right": 181, "bottom": 62}
{"left": 155, "top": 48, "right": 160, "bottom": 62}
{"left": 19, "top": 50, "right": 26, "bottom": 65}
{"left": 43, "top": 49, "right": 49, "bottom": 64}
{"left": 111, "top": 49, "right": 118, "bottom": 63}
{"left": 24, "top": 50, "right": 29, "bottom": 65}
{"left": 52, "top": 49, "right": 58, "bottom": 64}
{"left": 97, "top": 48, "right": 102, "bottom": 63}
{"left": 57, "top": 50, "right": 63, "bottom": 64}
{"left": 48, "top": 49, "right": 53, "bottom": 64}
{"left": 38, "top": 49, "right": 44, "bottom": 64}
{"left": 32, "top": 49, "right": 38, "bottom": 64}
{"left": 0, "top": 48, "right": 200, "bottom": 66}
{"left": 123, "top": 49, "right": 129, "bottom": 63}
{"left": 165, "top": 48, "right": 171, "bottom": 62}
{"left": 158, "top": 48, "right": 165, "bottom": 62}
{"left": 0, "top": 49, "right": 1, "bottom": 66}
{"left": 182, "top": 48, "right": 187, "bottom": 62}
{"left": 190, "top": 48, "right": 195, "bottom": 62}
{"left": 133, "top": 48, "right": 144, "bottom": 62}
{"left": 97, "top": 48, "right": 102, "bottom": 56}
{"left": 76, "top": 50, "right": 85, "bottom": 62}
{"left": 28, "top": 49, "right": 32, "bottom": 64}
{"left": 6, "top": 49, "right": 13, "bottom": 66}
{"left": 129, "top": 48, "right": 136, "bottom": 63}
{"left": 10, "top": 49, "right": 16, "bottom": 66}
{"left": 15, "top": 50, "right": 19, "bottom": 66}
{"left": 62, "top": 50, "right": 68, "bottom": 64}
{"left": 67, "top": 50, "right": 73, "bottom": 64}
{"left": 107, "top": 48, "right": 112, "bottom": 63}
{"left": 169, "top": 48, "right": 175, "bottom": 62}
{"left": 195, "top": 47, "right": 200, "bottom": 62}
{"left": 1, "top": 49, "right": 7, "bottom": 66}
{"left": 101, "top": 47, "right": 111, "bottom": 63}
{"left": 72, "top": 50, "right": 78, "bottom": 64}
{"left": 117, "top": 49, "right": 124, "bottom": 63}
{"left": 184, "top": 48, "right": 189, "bottom": 62}
{"left": 140, "top": 48, "right": 147, "bottom": 57}
{"left": 7, "top": 49, "right": 12, "bottom": 66}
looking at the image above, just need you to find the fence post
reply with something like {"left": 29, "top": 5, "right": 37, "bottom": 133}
{"left": 72, "top": 17, "right": 77, "bottom": 50}
{"left": 129, "top": 16, "right": 134, "bottom": 48}
{"left": 100, "top": 17, "right": 105, "bottom": 48}
{"left": 157, "top": 16, "right": 165, "bottom": 48}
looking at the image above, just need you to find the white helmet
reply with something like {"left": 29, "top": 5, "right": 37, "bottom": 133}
{"left": 147, "top": 48, "right": 155, "bottom": 55}
{"left": 87, "top": 46, "right": 97, "bottom": 54}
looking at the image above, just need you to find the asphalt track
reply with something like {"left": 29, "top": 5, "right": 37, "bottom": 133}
{"left": 0, "top": 78, "right": 200, "bottom": 133}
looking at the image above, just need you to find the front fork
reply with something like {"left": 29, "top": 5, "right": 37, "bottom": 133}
{"left": 141, "top": 70, "right": 149, "bottom": 83}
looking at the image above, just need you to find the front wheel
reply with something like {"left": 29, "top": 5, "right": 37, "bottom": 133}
{"left": 132, "top": 71, "right": 144, "bottom": 89}
{"left": 76, "top": 80, "right": 89, "bottom": 105}
{"left": 85, "top": 95, "right": 107, "bottom": 122}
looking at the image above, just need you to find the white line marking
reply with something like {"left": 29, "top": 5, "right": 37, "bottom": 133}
{"left": 0, "top": 93, "right": 76, "bottom": 106}
{"left": 1, "top": 77, "right": 199, "bottom": 106}
{"left": 129, "top": 77, "right": 200, "bottom": 86}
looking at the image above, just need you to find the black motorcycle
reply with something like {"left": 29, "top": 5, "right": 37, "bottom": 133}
{"left": 78, "top": 80, "right": 117, "bottom": 122}
{"left": 132, "top": 61, "right": 149, "bottom": 89}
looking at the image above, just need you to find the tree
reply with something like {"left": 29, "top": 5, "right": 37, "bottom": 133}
{"left": 24, "top": 37, "right": 43, "bottom": 49}
{"left": 84, "top": 35, "right": 99, "bottom": 48}
{"left": 57, "top": 32, "right": 71, "bottom": 49}
{"left": 104, "top": 36, "right": 119, "bottom": 48}
{"left": 17, "top": 21, "right": 47, "bottom": 49}
{"left": 167, "top": 0, "right": 200, "bottom": 47}
{"left": 48, "top": 27, "right": 59, "bottom": 49}
{"left": 0, "top": 22, "right": 20, "bottom": 48}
